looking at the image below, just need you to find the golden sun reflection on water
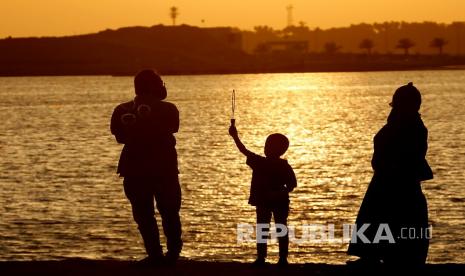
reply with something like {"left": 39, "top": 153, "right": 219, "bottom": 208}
{"left": 0, "top": 71, "right": 464, "bottom": 263}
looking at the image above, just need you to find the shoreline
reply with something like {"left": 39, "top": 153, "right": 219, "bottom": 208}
{"left": 1, "top": 259, "right": 464, "bottom": 276}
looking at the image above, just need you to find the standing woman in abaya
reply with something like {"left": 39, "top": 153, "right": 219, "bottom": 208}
{"left": 348, "top": 82, "right": 433, "bottom": 267}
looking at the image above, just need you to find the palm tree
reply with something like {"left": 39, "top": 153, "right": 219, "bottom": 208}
{"left": 324, "top": 42, "right": 342, "bottom": 55}
{"left": 396, "top": 38, "right": 415, "bottom": 55}
{"left": 430, "top": 38, "right": 448, "bottom": 55}
{"left": 170, "top": 7, "right": 179, "bottom": 26}
{"left": 359, "top": 39, "right": 375, "bottom": 54}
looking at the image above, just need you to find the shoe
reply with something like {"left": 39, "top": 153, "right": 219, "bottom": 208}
{"left": 133, "top": 255, "right": 165, "bottom": 267}
{"left": 277, "top": 257, "right": 288, "bottom": 267}
{"left": 164, "top": 251, "right": 180, "bottom": 266}
{"left": 251, "top": 258, "right": 267, "bottom": 267}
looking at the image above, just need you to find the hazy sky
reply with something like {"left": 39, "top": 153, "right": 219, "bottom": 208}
{"left": 1, "top": 0, "right": 465, "bottom": 37}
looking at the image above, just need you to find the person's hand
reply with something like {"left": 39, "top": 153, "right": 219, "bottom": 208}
{"left": 121, "top": 113, "right": 137, "bottom": 126}
{"left": 229, "top": 125, "right": 238, "bottom": 137}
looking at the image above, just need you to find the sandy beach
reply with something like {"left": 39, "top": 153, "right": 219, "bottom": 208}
{"left": 1, "top": 259, "right": 464, "bottom": 276}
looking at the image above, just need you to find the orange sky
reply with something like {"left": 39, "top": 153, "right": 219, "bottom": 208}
{"left": 1, "top": 0, "right": 465, "bottom": 37}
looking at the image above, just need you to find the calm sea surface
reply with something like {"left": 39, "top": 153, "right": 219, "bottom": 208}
{"left": 0, "top": 71, "right": 464, "bottom": 264}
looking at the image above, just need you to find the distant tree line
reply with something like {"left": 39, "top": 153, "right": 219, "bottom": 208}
{"left": 1, "top": 23, "right": 464, "bottom": 76}
{"left": 241, "top": 21, "right": 465, "bottom": 56}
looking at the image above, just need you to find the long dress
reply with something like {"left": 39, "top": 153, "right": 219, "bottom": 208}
{"left": 347, "top": 111, "right": 433, "bottom": 265}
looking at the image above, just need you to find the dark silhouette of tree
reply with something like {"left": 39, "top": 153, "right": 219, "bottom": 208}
{"left": 170, "top": 7, "right": 179, "bottom": 26}
{"left": 254, "top": 25, "right": 275, "bottom": 35}
{"left": 359, "top": 39, "right": 375, "bottom": 54}
{"left": 324, "top": 42, "right": 342, "bottom": 54}
{"left": 430, "top": 38, "right": 448, "bottom": 55}
{"left": 252, "top": 25, "right": 278, "bottom": 43}
{"left": 282, "top": 24, "right": 310, "bottom": 39}
{"left": 396, "top": 38, "right": 415, "bottom": 55}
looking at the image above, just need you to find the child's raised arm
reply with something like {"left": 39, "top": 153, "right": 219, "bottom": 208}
{"left": 229, "top": 126, "right": 253, "bottom": 157}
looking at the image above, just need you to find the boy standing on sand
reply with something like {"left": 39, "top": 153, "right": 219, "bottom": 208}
{"left": 229, "top": 125, "right": 297, "bottom": 267}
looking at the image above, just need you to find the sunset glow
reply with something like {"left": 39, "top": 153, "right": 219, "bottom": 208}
{"left": 1, "top": 0, "right": 465, "bottom": 37}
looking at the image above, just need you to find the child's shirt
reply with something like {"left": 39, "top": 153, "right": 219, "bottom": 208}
{"left": 246, "top": 153, "right": 297, "bottom": 207}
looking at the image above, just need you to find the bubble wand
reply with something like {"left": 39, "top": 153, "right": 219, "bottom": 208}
{"left": 231, "top": 89, "right": 236, "bottom": 127}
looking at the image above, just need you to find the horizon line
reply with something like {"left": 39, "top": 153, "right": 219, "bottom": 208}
{"left": 2, "top": 20, "right": 465, "bottom": 40}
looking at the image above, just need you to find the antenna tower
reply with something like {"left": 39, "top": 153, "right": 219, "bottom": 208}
{"left": 286, "top": 5, "right": 294, "bottom": 27}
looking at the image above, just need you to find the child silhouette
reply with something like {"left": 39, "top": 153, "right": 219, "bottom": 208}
{"left": 229, "top": 125, "right": 297, "bottom": 267}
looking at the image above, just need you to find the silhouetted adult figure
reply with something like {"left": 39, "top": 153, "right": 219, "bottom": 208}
{"left": 110, "top": 70, "right": 182, "bottom": 266}
{"left": 348, "top": 82, "right": 433, "bottom": 268}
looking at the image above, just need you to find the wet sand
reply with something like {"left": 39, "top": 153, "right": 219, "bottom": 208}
{"left": 1, "top": 259, "right": 464, "bottom": 276}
